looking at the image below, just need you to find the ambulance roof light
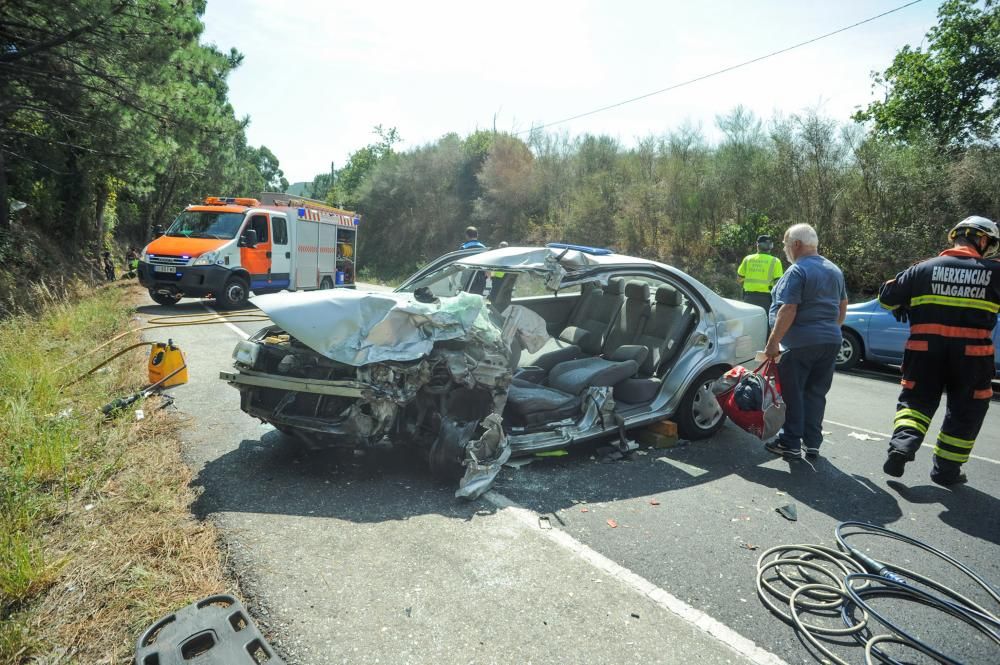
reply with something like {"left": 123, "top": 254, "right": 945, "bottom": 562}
{"left": 203, "top": 196, "right": 260, "bottom": 207}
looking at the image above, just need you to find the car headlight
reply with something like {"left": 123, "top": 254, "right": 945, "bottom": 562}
{"left": 232, "top": 340, "right": 260, "bottom": 367}
{"left": 192, "top": 251, "right": 219, "bottom": 266}
{"left": 140, "top": 249, "right": 149, "bottom": 262}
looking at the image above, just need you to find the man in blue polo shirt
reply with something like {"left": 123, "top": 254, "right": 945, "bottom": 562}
{"left": 461, "top": 226, "right": 486, "bottom": 249}
{"left": 763, "top": 223, "right": 847, "bottom": 461}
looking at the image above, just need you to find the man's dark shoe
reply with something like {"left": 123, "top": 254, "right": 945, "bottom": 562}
{"left": 765, "top": 440, "right": 801, "bottom": 461}
{"left": 883, "top": 452, "right": 907, "bottom": 478}
{"left": 804, "top": 446, "right": 820, "bottom": 460}
{"left": 930, "top": 472, "right": 968, "bottom": 487}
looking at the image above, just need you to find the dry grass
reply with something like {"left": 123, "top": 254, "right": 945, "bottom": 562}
{"left": 1, "top": 282, "right": 231, "bottom": 664}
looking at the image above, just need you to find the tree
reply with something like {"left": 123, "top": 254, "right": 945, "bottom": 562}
{"left": 255, "top": 146, "right": 289, "bottom": 192}
{"left": 327, "top": 125, "right": 400, "bottom": 207}
{"left": 854, "top": 0, "right": 1000, "bottom": 145}
{"left": 0, "top": 0, "right": 287, "bottom": 247}
{"left": 474, "top": 134, "right": 538, "bottom": 243}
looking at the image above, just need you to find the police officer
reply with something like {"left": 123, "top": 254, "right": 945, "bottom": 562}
{"left": 879, "top": 216, "right": 1000, "bottom": 486}
{"left": 738, "top": 235, "right": 784, "bottom": 314}
{"left": 461, "top": 226, "right": 486, "bottom": 249}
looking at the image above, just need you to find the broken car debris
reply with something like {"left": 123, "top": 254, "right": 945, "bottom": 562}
{"left": 220, "top": 245, "right": 767, "bottom": 498}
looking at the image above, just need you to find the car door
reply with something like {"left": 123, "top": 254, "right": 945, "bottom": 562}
{"left": 865, "top": 304, "right": 909, "bottom": 364}
{"left": 994, "top": 326, "right": 1000, "bottom": 377}
{"left": 240, "top": 213, "right": 272, "bottom": 291}
{"left": 269, "top": 215, "right": 290, "bottom": 289}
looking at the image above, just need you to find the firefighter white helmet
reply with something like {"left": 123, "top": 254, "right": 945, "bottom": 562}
{"left": 949, "top": 216, "right": 999, "bottom": 258}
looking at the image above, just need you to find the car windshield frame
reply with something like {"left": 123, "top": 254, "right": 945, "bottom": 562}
{"left": 165, "top": 210, "right": 246, "bottom": 240}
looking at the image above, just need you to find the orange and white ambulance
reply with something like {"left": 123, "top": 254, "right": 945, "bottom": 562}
{"left": 138, "top": 193, "right": 360, "bottom": 308}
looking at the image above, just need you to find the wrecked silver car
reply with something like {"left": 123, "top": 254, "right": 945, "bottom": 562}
{"left": 221, "top": 245, "right": 767, "bottom": 499}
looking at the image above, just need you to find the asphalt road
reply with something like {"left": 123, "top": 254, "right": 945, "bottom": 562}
{"left": 139, "top": 290, "right": 1000, "bottom": 665}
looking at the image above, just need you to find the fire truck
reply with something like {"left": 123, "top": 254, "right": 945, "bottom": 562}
{"left": 138, "top": 193, "right": 360, "bottom": 308}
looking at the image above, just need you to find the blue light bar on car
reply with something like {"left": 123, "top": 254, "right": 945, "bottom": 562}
{"left": 546, "top": 243, "right": 613, "bottom": 255}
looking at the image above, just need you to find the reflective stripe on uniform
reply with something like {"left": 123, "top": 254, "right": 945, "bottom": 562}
{"left": 934, "top": 432, "right": 975, "bottom": 463}
{"left": 895, "top": 408, "right": 931, "bottom": 425}
{"left": 938, "top": 432, "right": 975, "bottom": 449}
{"left": 973, "top": 387, "right": 994, "bottom": 399}
{"left": 934, "top": 446, "right": 970, "bottom": 463}
{"left": 893, "top": 408, "right": 931, "bottom": 435}
{"left": 905, "top": 340, "right": 928, "bottom": 351}
{"left": 908, "top": 324, "right": 992, "bottom": 339}
{"left": 910, "top": 294, "right": 1000, "bottom": 314}
{"left": 894, "top": 419, "right": 928, "bottom": 434}
{"left": 964, "top": 344, "right": 995, "bottom": 356}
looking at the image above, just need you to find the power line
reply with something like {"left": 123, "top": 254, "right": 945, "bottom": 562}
{"left": 517, "top": 0, "right": 925, "bottom": 136}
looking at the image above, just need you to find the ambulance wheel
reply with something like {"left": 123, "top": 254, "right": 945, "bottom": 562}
{"left": 218, "top": 277, "right": 249, "bottom": 309}
{"left": 677, "top": 367, "right": 727, "bottom": 440}
{"left": 320, "top": 277, "right": 334, "bottom": 290}
{"left": 149, "top": 289, "right": 181, "bottom": 306}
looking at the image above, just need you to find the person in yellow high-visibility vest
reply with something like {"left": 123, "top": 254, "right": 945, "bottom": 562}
{"left": 737, "top": 235, "right": 784, "bottom": 316}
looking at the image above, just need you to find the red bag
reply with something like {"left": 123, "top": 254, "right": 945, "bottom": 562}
{"left": 711, "top": 360, "right": 786, "bottom": 440}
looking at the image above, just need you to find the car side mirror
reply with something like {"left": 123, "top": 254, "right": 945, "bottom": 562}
{"left": 239, "top": 229, "right": 258, "bottom": 248}
{"left": 153, "top": 225, "right": 165, "bottom": 237}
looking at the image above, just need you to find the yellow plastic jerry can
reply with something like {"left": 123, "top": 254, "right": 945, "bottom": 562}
{"left": 148, "top": 340, "right": 188, "bottom": 388}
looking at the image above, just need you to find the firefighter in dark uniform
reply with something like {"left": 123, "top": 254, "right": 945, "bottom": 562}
{"left": 878, "top": 216, "right": 1000, "bottom": 486}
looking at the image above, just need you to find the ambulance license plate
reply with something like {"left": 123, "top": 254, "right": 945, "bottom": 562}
{"left": 153, "top": 265, "right": 176, "bottom": 274}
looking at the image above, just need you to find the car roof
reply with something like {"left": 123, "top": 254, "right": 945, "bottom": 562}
{"left": 454, "top": 246, "right": 659, "bottom": 272}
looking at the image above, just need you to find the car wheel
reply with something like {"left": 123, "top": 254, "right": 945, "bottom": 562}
{"left": 428, "top": 418, "right": 476, "bottom": 480}
{"left": 148, "top": 289, "right": 182, "bottom": 306}
{"left": 836, "top": 329, "right": 862, "bottom": 371}
{"left": 676, "top": 368, "right": 727, "bottom": 440}
{"left": 217, "top": 277, "right": 249, "bottom": 309}
{"left": 320, "top": 276, "right": 334, "bottom": 290}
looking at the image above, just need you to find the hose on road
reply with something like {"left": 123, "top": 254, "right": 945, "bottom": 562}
{"left": 56, "top": 308, "right": 271, "bottom": 375}
{"left": 756, "top": 521, "right": 1000, "bottom": 665}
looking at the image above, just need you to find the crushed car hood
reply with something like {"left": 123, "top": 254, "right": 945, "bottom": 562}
{"left": 251, "top": 289, "right": 500, "bottom": 366}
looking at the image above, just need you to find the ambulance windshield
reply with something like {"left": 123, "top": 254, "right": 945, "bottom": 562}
{"left": 166, "top": 211, "right": 245, "bottom": 239}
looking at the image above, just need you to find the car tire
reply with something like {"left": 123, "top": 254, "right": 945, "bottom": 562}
{"left": 428, "top": 418, "right": 476, "bottom": 480}
{"left": 676, "top": 367, "right": 728, "bottom": 440}
{"left": 218, "top": 277, "right": 249, "bottom": 309}
{"left": 836, "top": 329, "right": 863, "bottom": 371}
{"left": 149, "top": 289, "right": 182, "bottom": 306}
{"left": 319, "top": 276, "right": 334, "bottom": 290}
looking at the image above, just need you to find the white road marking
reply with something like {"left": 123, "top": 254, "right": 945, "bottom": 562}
{"left": 201, "top": 302, "right": 250, "bottom": 340}
{"left": 655, "top": 456, "right": 709, "bottom": 477}
{"left": 484, "top": 491, "right": 790, "bottom": 665}
{"left": 824, "top": 419, "right": 1000, "bottom": 465}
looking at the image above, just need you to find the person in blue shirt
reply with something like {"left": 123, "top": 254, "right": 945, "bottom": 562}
{"left": 763, "top": 223, "right": 848, "bottom": 461}
{"left": 461, "top": 226, "right": 486, "bottom": 249}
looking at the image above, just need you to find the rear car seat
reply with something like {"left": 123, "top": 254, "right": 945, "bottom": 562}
{"left": 615, "top": 284, "right": 696, "bottom": 404}
{"left": 518, "top": 277, "right": 626, "bottom": 371}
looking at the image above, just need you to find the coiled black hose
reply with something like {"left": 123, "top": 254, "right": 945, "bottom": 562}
{"left": 756, "top": 521, "right": 1000, "bottom": 664}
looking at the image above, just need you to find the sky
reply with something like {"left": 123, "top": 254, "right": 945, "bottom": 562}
{"left": 200, "top": 0, "right": 944, "bottom": 184}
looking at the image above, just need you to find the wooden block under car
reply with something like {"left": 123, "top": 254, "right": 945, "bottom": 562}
{"left": 647, "top": 420, "right": 678, "bottom": 437}
{"left": 637, "top": 429, "right": 680, "bottom": 449}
